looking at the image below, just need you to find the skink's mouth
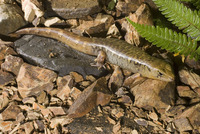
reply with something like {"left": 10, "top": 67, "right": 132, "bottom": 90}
{"left": 163, "top": 74, "right": 175, "bottom": 82}
{"left": 168, "top": 76, "right": 175, "bottom": 82}
{"left": 157, "top": 71, "right": 174, "bottom": 82}
{"left": 162, "top": 64, "right": 175, "bottom": 82}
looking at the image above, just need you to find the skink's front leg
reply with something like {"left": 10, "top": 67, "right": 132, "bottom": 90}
{"left": 91, "top": 51, "right": 107, "bottom": 69}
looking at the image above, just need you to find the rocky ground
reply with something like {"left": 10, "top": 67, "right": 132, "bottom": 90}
{"left": 0, "top": 0, "right": 200, "bottom": 133}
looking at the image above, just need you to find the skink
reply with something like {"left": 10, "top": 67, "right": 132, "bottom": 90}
{"left": 13, "top": 27, "right": 174, "bottom": 81}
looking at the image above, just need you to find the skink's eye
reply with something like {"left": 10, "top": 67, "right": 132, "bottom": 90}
{"left": 158, "top": 72, "right": 163, "bottom": 78}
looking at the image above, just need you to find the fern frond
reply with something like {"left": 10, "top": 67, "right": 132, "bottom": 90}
{"left": 180, "top": 0, "right": 200, "bottom": 10}
{"left": 152, "top": 0, "right": 200, "bottom": 41}
{"left": 179, "top": 0, "right": 192, "bottom": 2}
{"left": 126, "top": 18, "right": 200, "bottom": 60}
{"left": 191, "top": 0, "right": 200, "bottom": 10}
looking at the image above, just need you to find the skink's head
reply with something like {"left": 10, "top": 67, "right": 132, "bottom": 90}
{"left": 151, "top": 60, "right": 175, "bottom": 82}
{"left": 141, "top": 57, "right": 174, "bottom": 82}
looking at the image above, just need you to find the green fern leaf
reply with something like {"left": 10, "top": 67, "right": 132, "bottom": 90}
{"left": 126, "top": 18, "right": 200, "bottom": 60}
{"left": 191, "top": 0, "right": 200, "bottom": 10}
{"left": 152, "top": 0, "right": 200, "bottom": 41}
{"left": 180, "top": 0, "right": 200, "bottom": 11}
{"left": 178, "top": 0, "right": 192, "bottom": 2}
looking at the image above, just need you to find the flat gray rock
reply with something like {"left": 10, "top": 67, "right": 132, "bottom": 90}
{"left": 14, "top": 35, "right": 107, "bottom": 77}
{"left": 0, "top": 3, "right": 26, "bottom": 35}
{"left": 44, "top": 0, "right": 102, "bottom": 19}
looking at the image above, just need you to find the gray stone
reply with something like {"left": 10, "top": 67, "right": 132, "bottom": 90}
{"left": 175, "top": 103, "right": 200, "bottom": 131}
{"left": 35, "top": 120, "right": 45, "bottom": 131}
{"left": 14, "top": 35, "right": 107, "bottom": 77}
{"left": 0, "top": 121, "right": 13, "bottom": 132}
{"left": 73, "top": 13, "right": 114, "bottom": 36}
{"left": 56, "top": 75, "right": 73, "bottom": 101}
{"left": 67, "top": 77, "right": 112, "bottom": 118}
{"left": 66, "top": 107, "right": 113, "bottom": 133}
{"left": 0, "top": 3, "right": 26, "bottom": 35}
{"left": 0, "top": 95, "right": 9, "bottom": 111}
{"left": 185, "top": 55, "right": 200, "bottom": 70}
{"left": 17, "top": 63, "right": 57, "bottom": 98}
{"left": 1, "top": 55, "right": 24, "bottom": 75}
{"left": 130, "top": 79, "right": 175, "bottom": 113}
{"left": 108, "top": 66, "right": 124, "bottom": 91}
{"left": 179, "top": 66, "right": 200, "bottom": 89}
{"left": 1, "top": 103, "right": 21, "bottom": 120}
{"left": 177, "top": 86, "right": 197, "bottom": 98}
{"left": 0, "top": 44, "right": 16, "bottom": 61}
{"left": 174, "top": 118, "right": 193, "bottom": 132}
{"left": 44, "top": 0, "right": 101, "bottom": 19}
{"left": 116, "top": 0, "right": 140, "bottom": 16}
{"left": 23, "top": 122, "right": 34, "bottom": 134}
{"left": 0, "top": 70, "right": 15, "bottom": 87}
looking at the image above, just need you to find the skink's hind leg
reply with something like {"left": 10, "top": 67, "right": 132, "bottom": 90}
{"left": 90, "top": 51, "right": 107, "bottom": 69}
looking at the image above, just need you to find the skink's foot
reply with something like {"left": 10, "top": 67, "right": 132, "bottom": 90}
{"left": 90, "top": 63, "right": 106, "bottom": 70}
{"left": 90, "top": 51, "right": 106, "bottom": 70}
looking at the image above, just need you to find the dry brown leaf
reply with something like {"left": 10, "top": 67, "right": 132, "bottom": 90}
{"left": 67, "top": 77, "right": 112, "bottom": 118}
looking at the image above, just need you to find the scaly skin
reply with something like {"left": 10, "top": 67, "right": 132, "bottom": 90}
{"left": 14, "top": 27, "right": 174, "bottom": 81}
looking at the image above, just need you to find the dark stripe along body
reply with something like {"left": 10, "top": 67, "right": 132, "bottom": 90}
{"left": 14, "top": 27, "right": 174, "bottom": 81}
